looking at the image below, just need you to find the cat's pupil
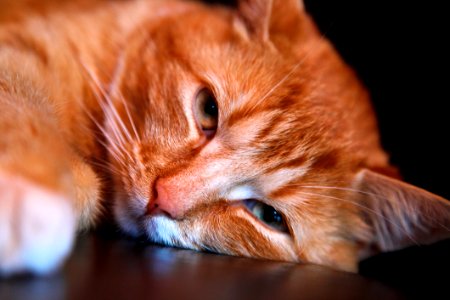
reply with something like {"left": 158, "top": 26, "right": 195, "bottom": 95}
{"left": 203, "top": 95, "right": 218, "bottom": 118}
{"left": 262, "top": 206, "right": 283, "bottom": 224}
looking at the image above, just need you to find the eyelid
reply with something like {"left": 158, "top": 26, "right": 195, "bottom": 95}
{"left": 240, "top": 200, "right": 291, "bottom": 235}
{"left": 225, "top": 186, "right": 291, "bottom": 233}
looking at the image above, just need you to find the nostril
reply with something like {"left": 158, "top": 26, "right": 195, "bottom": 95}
{"left": 147, "top": 179, "right": 173, "bottom": 218}
{"left": 151, "top": 178, "right": 159, "bottom": 202}
{"left": 147, "top": 202, "right": 160, "bottom": 215}
{"left": 147, "top": 203, "right": 174, "bottom": 219}
{"left": 146, "top": 179, "right": 159, "bottom": 216}
{"left": 148, "top": 177, "right": 182, "bottom": 219}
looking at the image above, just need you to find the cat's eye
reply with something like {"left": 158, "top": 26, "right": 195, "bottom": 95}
{"left": 243, "top": 200, "right": 289, "bottom": 233}
{"left": 195, "top": 88, "right": 218, "bottom": 137}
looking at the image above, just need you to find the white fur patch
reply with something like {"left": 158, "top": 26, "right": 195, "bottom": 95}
{"left": 223, "top": 184, "right": 258, "bottom": 201}
{"left": 144, "top": 216, "right": 189, "bottom": 247}
{"left": 0, "top": 173, "right": 76, "bottom": 275}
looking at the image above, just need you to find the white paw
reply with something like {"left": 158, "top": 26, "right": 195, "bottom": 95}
{"left": 0, "top": 172, "right": 76, "bottom": 276}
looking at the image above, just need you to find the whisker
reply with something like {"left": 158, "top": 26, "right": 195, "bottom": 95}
{"left": 82, "top": 65, "right": 129, "bottom": 146}
{"left": 293, "top": 185, "right": 391, "bottom": 202}
{"left": 104, "top": 99, "right": 133, "bottom": 143}
{"left": 82, "top": 107, "right": 130, "bottom": 170}
{"left": 88, "top": 160, "right": 123, "bottom": 177}
{"left": 74, "top": 97, "right": 130, "bottom": 168}
{"left": 296, "top": 190, "right": 419, "bottom": 246}
{"left": 105, "top": 43, "right": 141, "bottom": 143}
{"left": 117, "top": 91, "right": 141, "bottom": 143}
{"left": 104, "top": 111, "right": 129, "bottom": 151}
{"left": 258, "top": 32, "right": 329, "bottom": 104}
{"left": 97, "top": 138, "right": 129, "bottom": 169}
{"left": 78, "top": 60, "right": 135, "bottom": 163}
{"left": 77, "top": 121, "right": 129, "bottom": 171}
{"left": 296, "top": 184, "right": 450, "bottom": 232}
{"left": 258, "top": 61, "right": 301, "bottom": 104}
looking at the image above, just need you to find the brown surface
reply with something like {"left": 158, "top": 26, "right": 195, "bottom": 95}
{"left": 1, "top": 231, "right": 450, "bottom": 299}
{"left": 0, "top": 232, "right": 403, "bottom": 300}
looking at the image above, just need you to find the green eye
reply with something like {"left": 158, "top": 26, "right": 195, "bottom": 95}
{"left": 243, "top": 200, "right": 289, "bottom": 233}
{"left": 195, "top": 88, "right": 218, "bottom": 137}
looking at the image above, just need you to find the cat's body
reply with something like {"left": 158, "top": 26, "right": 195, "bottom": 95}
{"left": 0, "top": 0, "right": 449, "bottom": 275}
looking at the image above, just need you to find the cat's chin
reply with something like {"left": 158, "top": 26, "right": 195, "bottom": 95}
{"left": 142, "top": 216, "right": 195, "bottom": 249}
{"left": 112, "top": 194, "right": 195, "bottom": 249}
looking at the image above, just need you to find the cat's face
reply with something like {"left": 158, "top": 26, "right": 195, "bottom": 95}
{"left": 107, "top": 0, "right": 450, "bottom": 272}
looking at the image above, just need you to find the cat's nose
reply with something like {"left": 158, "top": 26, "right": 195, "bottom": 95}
{"left": 147, "top": 178, "right": 183, "bottom": 219}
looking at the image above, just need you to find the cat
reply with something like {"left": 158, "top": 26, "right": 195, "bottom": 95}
{"left": 0, "top": 0, "right": 449, "bottom": 275}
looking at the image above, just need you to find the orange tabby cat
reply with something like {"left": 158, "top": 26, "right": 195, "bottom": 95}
{"left": 0, "top": 0, "right": 449, "bottom": 275}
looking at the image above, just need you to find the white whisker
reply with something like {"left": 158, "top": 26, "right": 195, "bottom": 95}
{"left": 96, "top": 138, "right": 128, "bottom": 168}
{"left": 294, "top": 185, "right": 390, "bottom": 202}
{"left": 259, "top": 33, "right": 329, "bottom": 104}
{"left": 81, "top": 63, "right": 130, "bottom": 143}
{"left": 81, "top": 105, "right": 128, "bottom": 164}
{"left": 118, "top": 91, "right": 141, "bottom": 142}
{"left": 296, "top": 190, "right": 419, "bottom": 246}
{"left": 88, "top": 161, "right": 123, "bottom": 177}
{"left": 76, "top": 119, "right": 128, "bottom": 170}
{"left": 78, "top": 60, "right": 135, "bottom": 163}
{"left": 107, "top": 50, "right": 141, "bottom": 143}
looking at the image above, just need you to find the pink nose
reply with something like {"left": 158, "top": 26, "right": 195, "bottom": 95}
{"left": 147, "top": 178, "right": 182, "bottom": 219}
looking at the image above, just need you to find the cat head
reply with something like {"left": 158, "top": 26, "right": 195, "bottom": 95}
{"left": 106, "top": 0, "right": 450, "bottom": 272}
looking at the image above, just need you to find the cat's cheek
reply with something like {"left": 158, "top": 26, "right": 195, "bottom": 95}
{"left": 0, "top": 173, "right": 76, "bottom": 276}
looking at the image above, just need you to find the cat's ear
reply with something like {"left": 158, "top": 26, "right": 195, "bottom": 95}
{"left": 352, "top": 169, "right": 450, "bottom": 258}
{"left": 237, "top": 0, "right": 304, "bottom": 42}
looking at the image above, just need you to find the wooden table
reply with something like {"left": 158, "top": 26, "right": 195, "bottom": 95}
{"left": 1, "top": 229, "right": 449, "bottom": 300}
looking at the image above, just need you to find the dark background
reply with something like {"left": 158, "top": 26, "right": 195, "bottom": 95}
{"left": 206, "top": 0, "right": 450, "bottom": 298}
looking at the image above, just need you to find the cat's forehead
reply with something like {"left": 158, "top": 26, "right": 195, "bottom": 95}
{"left": 147, "top": 8, "right": 301, "bottom": 78}
{"left": 134, "top": 5, "right": 378, "bottom": 174}
{"left": 145, "top": 18, "right": 335, "bottom": 151}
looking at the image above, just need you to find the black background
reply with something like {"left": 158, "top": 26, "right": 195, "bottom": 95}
{"left": 205, "top": 1, "right": 450, "bottom": 298}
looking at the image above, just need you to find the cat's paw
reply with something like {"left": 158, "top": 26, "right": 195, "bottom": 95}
{"left": 0, "top": 172, "right": 76, "bottom": 276}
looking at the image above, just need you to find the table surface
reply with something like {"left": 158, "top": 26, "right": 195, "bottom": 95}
{"left": 1, "top": 229, "right": 449, "bottom": 300}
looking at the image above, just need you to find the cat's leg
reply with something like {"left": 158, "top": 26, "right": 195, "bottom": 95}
{"left": 0, "top": 89, "right": 101, "bottom": 275}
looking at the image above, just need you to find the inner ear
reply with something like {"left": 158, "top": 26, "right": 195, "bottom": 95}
{"left": 237, "top": 0, "right": 304, "bottom": 42}
{"left": 352, "top": 169, "right": 450, "bottom": 259}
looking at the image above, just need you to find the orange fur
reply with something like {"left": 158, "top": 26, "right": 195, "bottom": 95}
{"left": 0, "top": 0, "right": 449, "bottom": 274}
